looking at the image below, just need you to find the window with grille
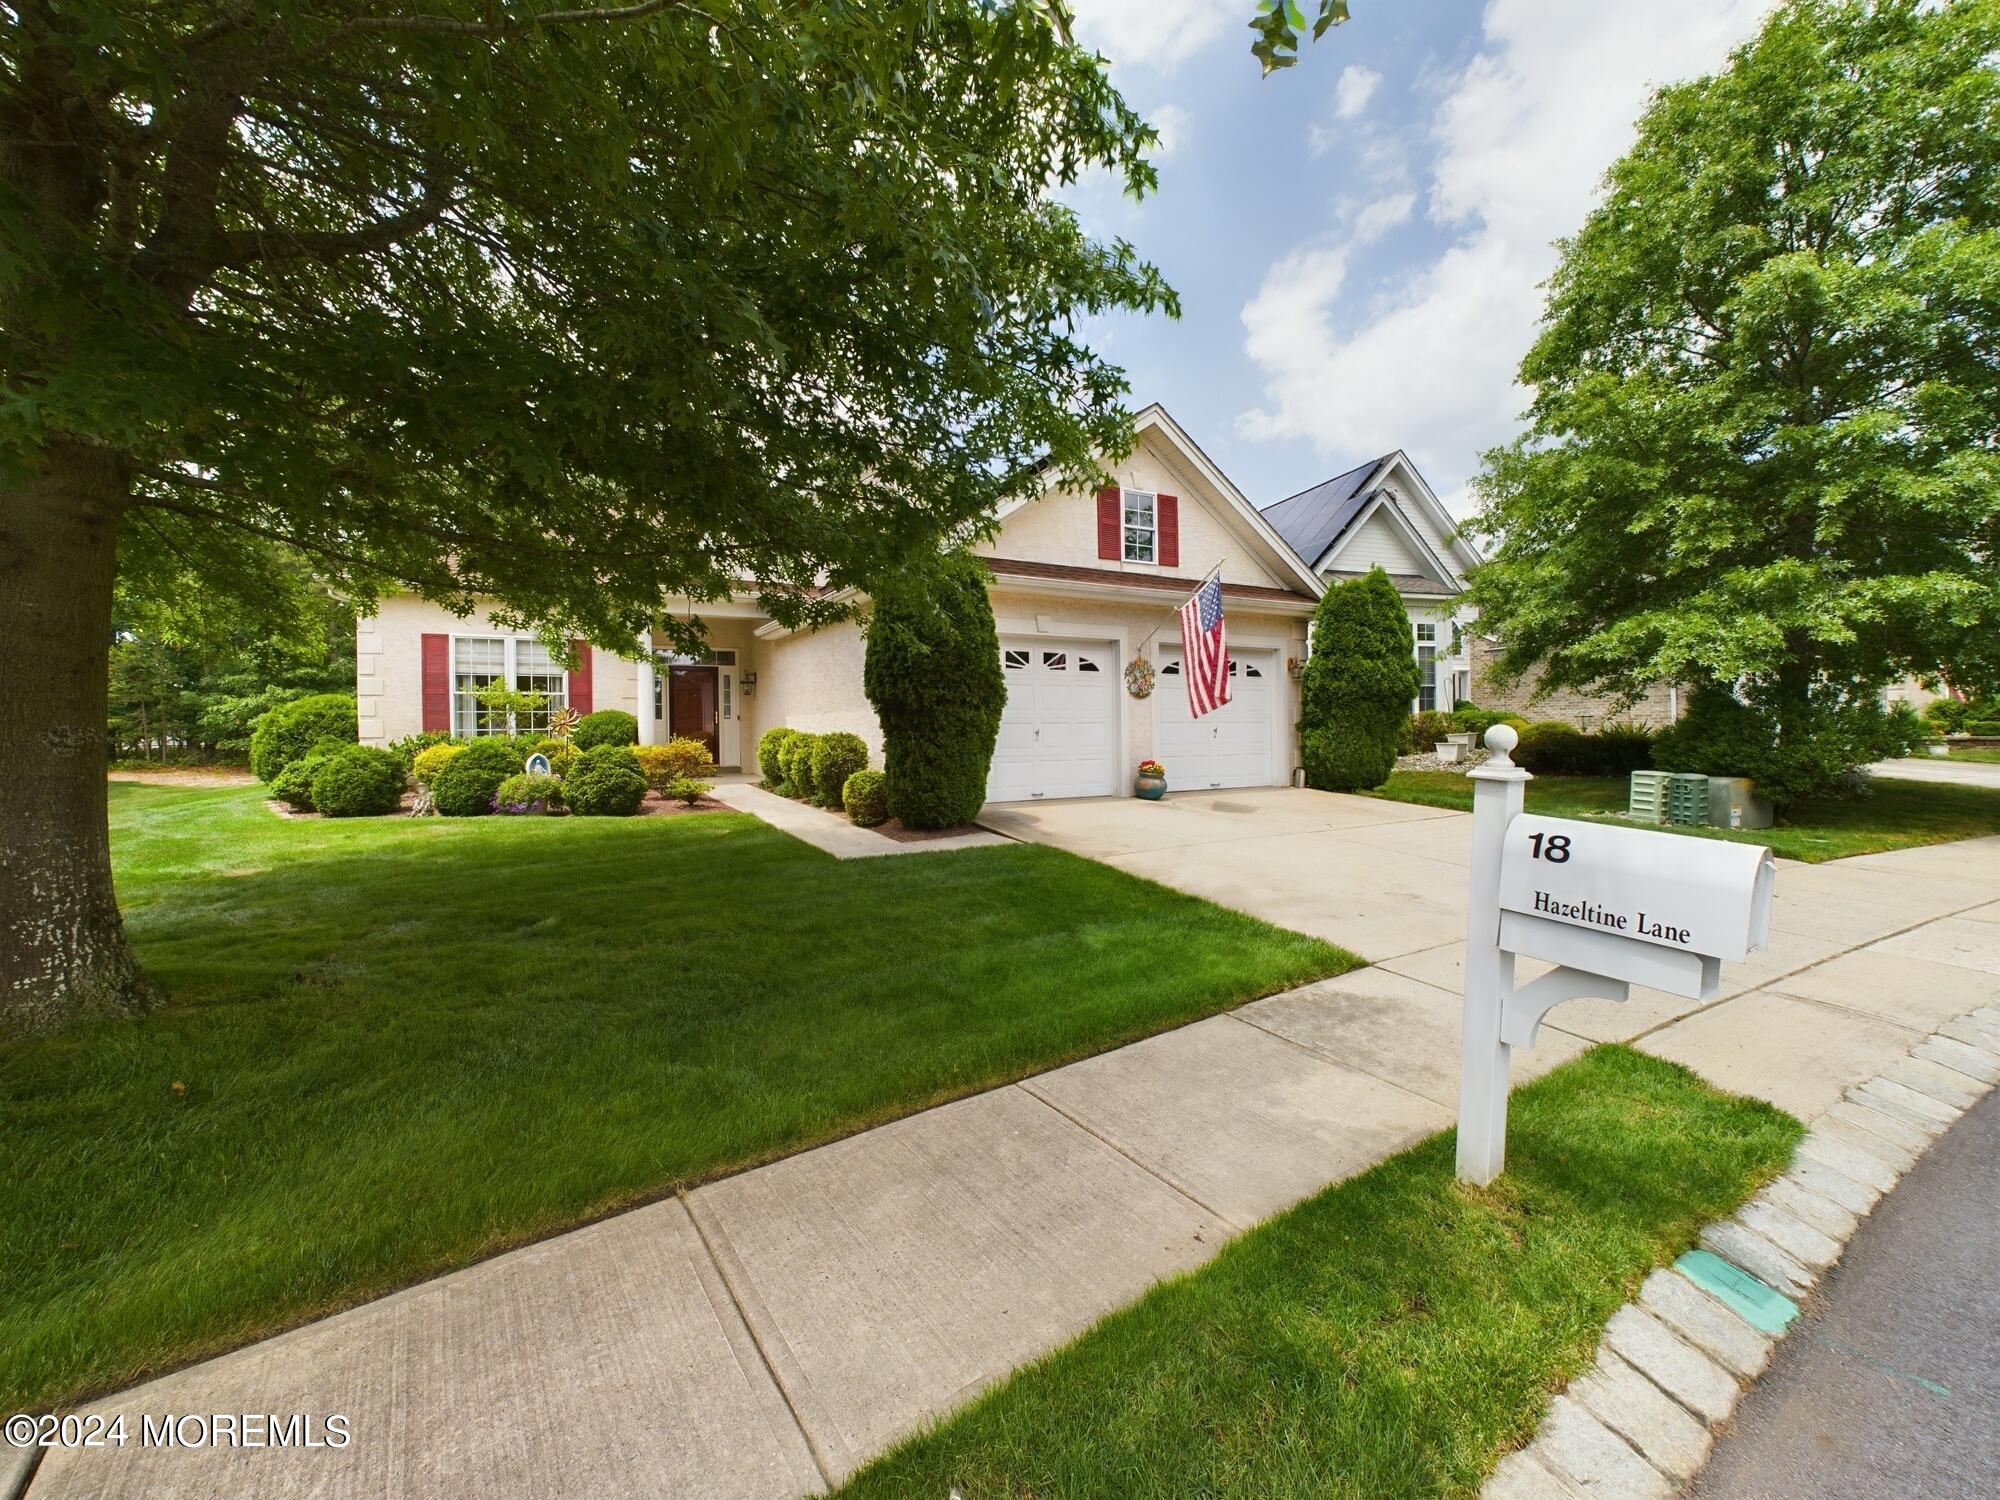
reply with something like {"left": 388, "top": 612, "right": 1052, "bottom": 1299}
{"left": 1415, "top": 623, "right": 1438, "bottom": 712}
{"left": 453, "top": 636, "right": 566, "bottom": 736}
{"left": 1122, "top": 489, "right": 1156, "bottom": 563}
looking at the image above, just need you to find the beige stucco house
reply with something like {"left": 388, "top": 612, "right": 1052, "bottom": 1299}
{"left": 357, "top": 406, "right": 1478, "bottom": 800}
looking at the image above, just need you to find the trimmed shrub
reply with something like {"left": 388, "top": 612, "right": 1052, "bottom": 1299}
{"left": 778, "top": 732, "right": 819, "bottom": 798}
{"left": 310, "top": 745, "right": 405, "bottom": 817}
{"left": 1299, "top": 568, "right": 1422, "bottom": 792}
{"left": 843, "top": 768, "right": 889, "bottom": 827}
{"left": 864, "top": 551, "right": 1006, "bottom": 829}
{"left": 1449, "top": 704, "right": 1529, "bottom": 737}
{"left": 572, "top": 709, "right": 638, "bottom": 751}
{"left": 494, "top": 772, "right": 565, "bottom": 814}
{"left": 388, "top": 729, "right": 455, "bottom": 771}
{"left": 411, "top": 741, "right": 467, "bottom": 786}
{"left": 250, "top": 693, "right": 358, "bottom": 783}
{"left": 1512, "top": 720, "right": 1590, "bottom": 775}
{"left": 636, "top": 737, "right": 713, "bottom": 793}
{"left": 1404, "top": 710, "right": 1455, "bottom": 754}
{"left": 810, "top": 731, "right": 869, "bottom": 807}
{"left": 526, "top": 737, "right": 578, "bottom": 778}
{"left": 756, "top": 727, "right": 795, "bottom": 786}
{"left": 269, "top": 740, "right": 344, "bottom": 812}
{"left": 665, "top": 776, "right": 712, "bottom": 807}
{"left": 432, "top": 738, "right": 523, "bottom": 816}
{"left": 1925, "top": 697, "right": 1992, "bottom": 734}
{"left": 566, "top": 744, "right": 648, "bottom": 816}
{"left": 1968, "top": 719, "right": 2000, "bottom": 737}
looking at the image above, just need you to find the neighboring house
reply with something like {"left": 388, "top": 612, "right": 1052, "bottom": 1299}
{"left": 358, "top": 405, "right": 1327, "bottom": 800}
{"left": 1258, "top": 451, "right": 1482, "bottom": 712}
{"left": 1465, "top": 636, "right": 1684, "bottom": 731}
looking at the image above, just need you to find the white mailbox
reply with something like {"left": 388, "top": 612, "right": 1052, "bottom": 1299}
{"left": 1495, "top": 814, "right": 1775, "bottom": 1000}
{"left": 1453, "top": 725, "right": 1779, "bottom": 1187}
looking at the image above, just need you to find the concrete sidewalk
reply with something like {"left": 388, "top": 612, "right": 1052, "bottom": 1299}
{"left": 1869, "top": 755, "right": 2000, "bottom": 789}
{"left": 709, "top": 780, "right": 1007, "bottom": 858}
{"left": 23, "top": 812, "right": 2000, "bottom": 1499}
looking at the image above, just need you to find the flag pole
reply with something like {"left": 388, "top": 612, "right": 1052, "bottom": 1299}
{"left": 1135, "top": 558, "right": 1225, "bottom": 655}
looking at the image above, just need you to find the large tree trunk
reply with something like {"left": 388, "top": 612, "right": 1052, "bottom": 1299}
{"left": 1, "top": 439, "right": 155, "bottom": 1035}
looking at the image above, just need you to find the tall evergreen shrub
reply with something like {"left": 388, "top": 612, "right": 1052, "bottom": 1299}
{"left": 1299, "top": 568, "right": 1422, "bottom": 791}
{"left": 863, "top": 552, "right": 1005, "bottom": 829}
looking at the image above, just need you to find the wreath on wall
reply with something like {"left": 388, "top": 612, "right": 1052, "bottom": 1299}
{"left": 1124, "top": 654, "right": 1156, "bottom": 699}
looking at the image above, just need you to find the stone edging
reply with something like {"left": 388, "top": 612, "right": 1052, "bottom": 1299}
{"left": 1485, "top": 1002, "right": 2000, "bottom": 1500}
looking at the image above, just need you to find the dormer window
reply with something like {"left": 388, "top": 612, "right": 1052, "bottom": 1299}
{"left": 1122, "top": 489, "right": 1156, "bottom": 563}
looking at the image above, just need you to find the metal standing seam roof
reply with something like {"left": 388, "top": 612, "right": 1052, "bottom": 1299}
{"left": 1256, "top": 454, "right": 1396, "bottom": 568}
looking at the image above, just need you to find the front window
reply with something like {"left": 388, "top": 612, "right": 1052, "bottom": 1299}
{"left": 454, "top": 636, "right": 566, "bottom": 737}
{"left": 453, "top": 637, "right": 506, "bottom": 737}
{"left": 1122, "top": 489, "right": 1156, "bottom": 563}
{"left": 511, "top": 638, "right": 566, "bottom": 735}
{"left": 1415, "top": 622, "right": 1438, "bottom": 712}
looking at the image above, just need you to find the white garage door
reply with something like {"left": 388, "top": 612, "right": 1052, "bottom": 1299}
{"left": 1156, "top": 648, "right": 1279, "bottom": 790}
{"left": 988, "top": 638, "right": 1118, "bottom": 802}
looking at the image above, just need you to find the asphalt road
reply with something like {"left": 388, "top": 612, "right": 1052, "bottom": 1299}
{"left": 1691, "top": 1088, "right": 2000, "bottom": 1500}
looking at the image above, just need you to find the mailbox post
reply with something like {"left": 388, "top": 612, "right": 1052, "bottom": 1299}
{"left": 1455, "top": 725, "right": 1776, "bottom": 1185}
{"left": 1457, "top": 726, "right": 1530, "bottom": 1185}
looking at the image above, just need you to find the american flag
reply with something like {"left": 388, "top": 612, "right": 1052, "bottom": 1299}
{"left": 1178, "top": 572, "right": 1231, "bottom": 719}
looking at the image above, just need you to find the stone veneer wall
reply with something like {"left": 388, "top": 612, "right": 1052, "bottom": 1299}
{"left": 1467, "top": 635, "right": 1683, "bottom": 731}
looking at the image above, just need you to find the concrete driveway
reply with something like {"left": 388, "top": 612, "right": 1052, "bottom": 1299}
{"left": 979, "top": 786, "right": 1475, "bottom": 962}
{"left": 979, "top": 787, "right": 2000, "bottom": 1109}
{"left": 1872, "top": 756, "right": 2000, "bottom": 790}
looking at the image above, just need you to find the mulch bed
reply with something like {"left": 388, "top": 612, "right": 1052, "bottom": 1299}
{"left": 1394, "top": 748, "right": 1490, "bottom": 775}
{"left": 796, "top": 796, "right": 981, "bottom": 842}
{"left": 111, "top": 767, "right": 259, "bottom": 787}
{"left": 633, "top": 794, "right": 730, "bottom": 817}
{"left": 874, "top": 817, "right": 984, "bottom": 842}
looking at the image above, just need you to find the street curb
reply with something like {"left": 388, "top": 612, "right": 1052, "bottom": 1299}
{"left": 1483, "top": 999, "right": 2000, "bottom": 1500}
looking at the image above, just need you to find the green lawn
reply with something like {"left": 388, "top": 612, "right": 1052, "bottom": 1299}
{"left": 1948, "top": 746, "right": 2000, "bottom": 765}
{"left": 1, "top": 784, "right": 1354, "bottom": 1414}
{"left": 841, "top": 1048, "right": 1800, "bottom": 1500}
{"left": 1369, "top": 770, "right": 2000, "bottom": 862}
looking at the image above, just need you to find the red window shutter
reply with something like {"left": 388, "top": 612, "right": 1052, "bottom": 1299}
{"left": 1096, "top": 484, "right": 1121, "bottom": 560}
{"left": 420, "top": 634, "right": 450, "bottom": 733}
{"left": 1158, "top": 494, "right": 1180, "bottom": 568}
{"left": 567, "top": 640, "right": 593, "bottom": 715}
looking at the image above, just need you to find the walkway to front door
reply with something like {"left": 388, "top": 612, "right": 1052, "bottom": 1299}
{"left": 668, "top": 664, "right": 718, "bottom": 761}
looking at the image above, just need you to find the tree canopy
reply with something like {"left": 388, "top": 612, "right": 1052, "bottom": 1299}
{"left": 6, "top": 0, "right": 1173, "bottom": 642}
{"left": 1, "top": 1, "right": 1174, "bottom": 1032}
{"left": 1467, "top": 0, "right": 2000, "bottom": 770}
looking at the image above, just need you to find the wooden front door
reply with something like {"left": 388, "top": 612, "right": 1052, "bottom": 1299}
{"left": 668, "top": 666, "right": 719, "bottom": 760}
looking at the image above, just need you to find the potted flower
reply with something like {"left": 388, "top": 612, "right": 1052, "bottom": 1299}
{"left": 1135, "top": 758, "right": 1167, "bottom": 800}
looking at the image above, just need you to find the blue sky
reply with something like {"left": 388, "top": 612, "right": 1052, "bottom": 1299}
{"left": 1063, "top": 0, "right": 1778, "bottom": 517}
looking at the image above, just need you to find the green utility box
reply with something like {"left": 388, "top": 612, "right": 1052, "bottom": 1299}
{"left": 1666, "top": 773, "right": 1711, "bottom": 826}
{"left": 1627, "top": 770, "right": 1670, "bottom": 824}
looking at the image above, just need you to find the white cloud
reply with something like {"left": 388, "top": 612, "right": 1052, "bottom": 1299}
{"left": 1148, "top": 104, "right": 1192, "bottom": 158}
{"left": 1238, "top": 0, "right": 1778, "bottom": 512}
{"left": 1353, "top": 190, "right": 1415, "bottom": 242}
{"left": 1067, "top": 0, "right": 1238, "bottom": 75}
{"left": 1333, "top": 64, "right": 1383, "bottom": 119}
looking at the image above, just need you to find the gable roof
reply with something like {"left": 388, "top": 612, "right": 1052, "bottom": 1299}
{"left": 1000, "top": 403, "right": 1326, "bottom": 599}
{"left": 1260, "top": 450, "right": 1481, "bottom": 589}
{"left": 1258, "top": 455, "right": 1395, "bottom": 569}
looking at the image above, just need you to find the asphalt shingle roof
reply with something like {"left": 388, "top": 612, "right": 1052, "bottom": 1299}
{"left": 1257, "top": 454, "right": 1396, "bottom": 567}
